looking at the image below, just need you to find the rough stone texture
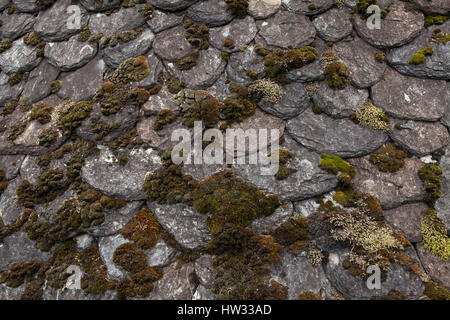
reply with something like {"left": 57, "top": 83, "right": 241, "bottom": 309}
{"left": 142, "top": 87, "right": 178, "bottom": 116}
{"left": 435, "top": 146, "right": 450, "bottom": 230}
{"left": 148, "top": 0, "right": 200, "bottom": 11}
{"left": 0, "top": 35, "right": 42, "bottom": 74}
{"left": 165, "top": 47, "right": 226, "bottom": 89}
{"left": 57, "top": 56, "right": 106, "bottom": 102}
{"left": 286, "top": 108, "right": 388, "bottom": 158}
{"left": 326, "top": 249, "right": 425, "bottom": 300}
{"left": 248, "top": 0, "right": 282, "bottom": 19}
{"left": 34, "top": 0, "right": 90, "bottom": 42}
{"left": 258, "top": 82, "right": 312, "bottom": 120}
{"left": 209, "top": 16, "right": 258, "bottom": 52}
{"left": 147, "top": 10, "right": 183, "bottom": 33}
{"left": 387, "top": 21, "right": 450, "bottom": 80}
{"left": 334, "top": 36, "right": 387, "bottom": 88}
{"left": 353, "top": 1, "right": 424, "bottom": 48}
{"left": 22, "top": 60, "right": 60, "bottom": 103}
{"left": 192, "top": 284, "right": 216, "bottom": 300}
{"left": 194, "top": 255, "right": 216, "bottom": 288}
{"left": 0, "top": 154, "right": 25, "bottom": 180}
{"left": 372, "top": 68, "right": 447, "bottom": 121}
{"left": 384, "top": 202, "right": 428, "bottom": 243}
{"left": 282, "top": 0, "right": 334, "bottom": 15}
{"left": 102, "top": 28, "right": 154, "bottom": 68}
{"left": 348, "top": 155, "right": 425, "bottom": 209}
{"left": 80, "top": 0, "right": 121, "bottom": 12}
{"left": 410, "top": 0, "right": 450, "bottom": 15}
{"left": 0, "top": 231, "right": 51, "bottom": 271}
{"left": 226, "top": 44, "right": 266, "bottom": 86}
{"left": 88, "top": 7, "right": 146, "bottom": 37}
{"left": 251, "top": 202, "right": 293, "bottom": 234}
{"left": 255, "top": 10, "right": 316, "bottom": 49}
{"left": 416, "top": 243, "right": 449, "bottom": 289}
{"left": 99, "top": 234, "right": 131, "bottom": 281}
{"left": 186, "top": 0, "right": 234, "bottom": 26}
{"left": 311, "top": 82, "right": 369, "bottom": 118}
{"left": 146, "top": 239, "right": 177, "bottom": 267}
{"left": 234, "top": 134, "right": 338, "bottom": 201}
{"left": 294, "top": 198, "right": 321, "bottom": 218}
{"left": 388, "top": 119, "right": 450, "bottom": 157}
{"left": 81, "top": 146, "right": 162, "bottom": 201}
{"left": 312, "top": 8, "right": 352, "bottom": 42}
{"left": 12, "top": 0, "right": 38, "bottom": 13}
{"left": 0, "top": 12, "right": 36, "bottom": 40}
{"left": 153, "top": 25, "right": 196, "bottom": 62}
{"left": 147, "top": 262, "right": 197, "bottom": 300}
{"left": 45, "top": 36, "right": 97, "bottom": 71}
{"left": 147, "top": 202, "right": 212, "bottom": 250}
{"left": 0, "top": 178, "right": 24, "bottom": 225}
{"left": 0, "top": 72, "right": 24, "bottom": 106}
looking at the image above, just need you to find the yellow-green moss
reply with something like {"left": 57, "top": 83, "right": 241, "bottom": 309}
{"left": 38, "top": 128, "right": 59, "bottom": 147}
{"left": 424, "top": 15, "right": 447, "bottom": 27}
{"left": 324, "top": 61, "right": 349, "bottom": 90}
{"left": 0, "top": 260, "right": 40, "bottom": 288}
{"left": 430, "top": 28, "right": 450, "bottom": 45}
{"left": 185, "top": 22, "right": 209, "bottom": 50}
{"left": 424, "top": 281, "right": 450, "bottom": 300}
{"left": 319, "top": 154, "right": 356, "bottom": 178}
{"left": 369, "top": 144, "right": 406, "bottom": 173}
{"left": 264, "top": 47, "right": 318, "bottom": 78}
{"left": 0, "top": 40, "right": 12, "bottom": 53}
{"left": 418, "top": 163, "right": 442, "bottom": 206}
{"left": 375, "top": 51, "right": 386, "bottom": 63}
{"left": 352, "top": 100, "right": 389, "bottom": 131}
{"left": 409, "top": 47, "right": 434, "bottom": 64}
{"left": 29, "top": 103, "right": 54, "bottom": 124}
{"left": 421, "top": 209, "right": 449, "bottom": 260}
{"left": 139, "top": 3, "right": 155, "bottom": 20}
{"left": 167, "top": 76, "right": 185, "bottom": 94}
{"left": 221, "top": 93, "right": 256, "bottom": 124}
{"left": 50, "top": 80, "right": 62, "bottom": 93}
{"left": 56, "top": 101, "right": 93, "bottom": 136}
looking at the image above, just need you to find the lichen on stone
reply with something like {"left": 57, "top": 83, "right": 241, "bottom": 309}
{"left": 351, "top": 100, "right": 389, "bottom": 131}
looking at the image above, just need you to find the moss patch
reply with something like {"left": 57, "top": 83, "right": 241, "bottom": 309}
{"left": 409, "top": 47, "right": 434, "bottom": 65}
{"left": 56, "top": 101, "right": 93, "bottom": 136}
{"left": 223, "top": 0, "right": 248, "bottom": 19}
{"left": 177, "top": 89, "right": 220, "bottom": 128}
{"left": 351, "top": 100, "right": 389, "bottom": 131}
{"left": 264, "top": 47, "right": 318, "bottom": 78}
{"left": 418, "top": 163, "right": 442, "bottom": 206}
{"left": 120, "top": 207, "right": 161, "bottom": 250}
{"left": 369, "top": 144, "right": 406, "bottom": 173}
{"left": 421, "top": 209, "right": 449, "bottom": 260}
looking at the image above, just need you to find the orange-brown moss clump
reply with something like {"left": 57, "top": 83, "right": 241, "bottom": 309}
{"left": 177, "top": 89, "right": 220, "bottom": 128}
{"left": 109, "top": 56, "right": 150, "bottom": 84}
{"left": 270, "top": 213, "right": 308, "bottom": 246}
{"left": 0, "top": 170, "right": 8, "bottom": 195}
{"left": 369, "top": 144, "right": 406, "bottom": 173}
{"left": 121, "top": 207, "right": 161, "bottom": 250}
{"left": 153, "top": 109, "right": 177, "bottom": 131}
{"left": 418, "top": 164, "right": 442, "bottom": 206}
{"left": 184, "top": 19, "right": 210, "bottom": 50}
{"left": 0, "top": 260, "right": 40, "bottom": 287}
{"left": 29, "top": 103, "right": 54, "bottom": 124}
{"left": 223, "top": 0, "right": 248, "bottom": 19}
{"left": 264, "top": 47, "right": 318, "bottom": 78}
{"left": 298, "top": 291, "right": 321, "bottom": 300}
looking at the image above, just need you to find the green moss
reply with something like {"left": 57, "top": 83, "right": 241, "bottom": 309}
{"left": 121, "top": 207, "right": 161, "bottom": 250}
{"left": 421, "top": 209, "right": 449, "bottom": 260}
{"left": 308, "top": 3, "right": 317, "bottom": 10}
{"left": 34, "top": 0, "right": 57, "bottom": 10}
{"left": 245, "top": 69, "right": 258, "bottom": 80}
{"left": 418, "top": 164, "right": 442, "bottom": 206}
{"left": 23, "top": 30, "right": 46, "bottom": 57}
{"left": 1, "top": 98, "right": 19, "bottom": 116}
{"left": 139, "top": 3, "right": 155, "bottom": 20}
{"left": 178, "top": 89, "right": 220, "bottom": 128}
{"left": 424, "top": 15, "right": 447, "bottom": 27}
{"left": 357, "top": 0, "right": 389, "bottom": 19}
{"left": 223, "top": 0, "right": 248, "bottom": 19}
{"left": 264, "top": 47, "right": 318, "bottom": 78}
{"left": 78, "top": 26, "right": 91, "bottom": 42}
{"left": 185, "top": 23, "right": 209, "bottom": 50}
{"left": 319, "top": 154, "right": 356, "bottom": 178}
{"left": 90, "top": 117, "right": 120, "bottom": 141}
{"left": 0, "top": 260, "right": 40, "bottom": 288}
{"left": 430, "top": 28, "right": 450, "bottom": 45}
{"left": 56, "top": 101, "right": 93, "bottom": 136}
{"left": 369, "top": 144, "right": 406, "bottom": 173}
{"left": 176, "top": 51, "right": 200, "bottom": 71}
{"left": 424, "top": 281, "right": 450, "bottom": 300}
{"left": 110, "top": 56, "right": 150, "bottom": 84}
{"left": 324, "top": 61, "right": 349, "bottom": 90}
{"left": 409, "top": 47, "right": 433, "bottom": 64}
{"left": 270, "top": 213, "right": 308, "bottom": 246}
{"left": 153, "top": 109, "right": 177, "bottom": 131}
{"left": 167, "top": 76, "right": 185, "bottom": 94}
{"left": 223, "top": 38, "right": 235, "bottom": 49}
{"left": 29, "top": 103, "right": 54, "bottom": 124}
{"left": 0, "top": 40, "right": 12, "bottom": 53}
{"left": 38, "top": 128, "right": 59, "bottom": 147}
{"left": 352, "top": 100, "right": 389, "bottom": 131}
{"left": 375, "top": 51, "right": 386, "bottom": 63}
{"left": 8, "top": 73, "right": 27, "bottom": 86}
{"left": 117, "top": 266, "right": 163, "bottom": 300}
{"left": 7, "top": 119, "right": 28, "bottom": 141}
{"left": 254, "top": 43, "right": 270, "bottom": 56}
{"left": 50, "top": 80, "right": 62, "bottom": 93}
{"left": 221, "top": 51, "right": 230, "bottom": 61}
{"left": 113, "top": 242, "right": 148, "bottom": 274}
{"left": 80, "top": 244, "right": 115, "bottom": 295}
{"left": 221, "top": 93, "right": 256, "bottom": 124}
{"left": 268, "top": 148, "right": 296, "bottom": 180}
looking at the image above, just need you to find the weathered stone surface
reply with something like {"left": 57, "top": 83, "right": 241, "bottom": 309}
{"left": 248, "top": 0, "right": 281, "bottom": 19}
{"left": 147, "top": 261, "right": 196, "bottom": 300}
{"left": 258, "top": 82, "right": 312, "bottom": 119}
{"left": 387, "top": 21, "right": 450, "bottom": 80}
{"left": 102, "top": 28, "right": 154, "bottom": 68}
{"left": 0, "top": 178, "right": 24, "bottom": 225}
{"left": 147, "top": 202, "right": 212, "bottom": 250}
{"left": 194, "top": 255, "right": 216, "bottom": 288}
{"left": 416, "top": 242, "right": 450, "bottom": 289}
{"left": 147, "top": 10, "right": 183, "bottom": 33}
{"left": 0, "top": 72, "right": 24, "bottom": 105}
{"left": 57, "top": 56, "right": 106, "bottom": 102}
{"left": 435, "top": 146, "right": 450, "bottom": 230}
{"left": 282, "top": 0, "right": 334, "bottom": 15}
{"left": 384, "top": 202, "right": 428, "bottom": 243}
{"left": 88, "top": 7, "right": 146, "bottom": 37}
{"left": 312, "top": 82, "right": 369, "bottom": 118}
{"left": 142, "top": 87, "right": 178, "bottom": 116}
{"left": 204, "top": 72, "right": 230, "bottom": 101}
{"left": 186, "top": 0, "right": 234, "bottom": 26}
{"left": 0, "top": 154, "right": 25, "bottom": 180}
{"left": 81, "top": 146, "right": 162, "bottom": 201}
{"left": 270, "top": 249, "right": 329, "bottom": 300}
{"left": 0, "top": 12, "right": 35, "bottom": 40}
{"left": 251, "top": 202, "right": 294, "bottom": 234}
{"left": 137, "top": 117, "right": 185, "bottom": 151}
{"left": 12, "top": 0, "right": 38, "bottom": 13}
{"left": 353, "top": 1, "right": 424, "bottom": 48}
{"left": 133, "top": 51, "right": 163, "bottom": 89}
{"left": 148, "top": 0, "right": 199, "bottom": 11}
{"left": 334, "top": 36, "right": 386, "bottom": 88}
{"left": 80, "top": 0, "right": 121, "bottom": 12}
{"left": 442, "top": 84, "right": 450, "bottom": 128}
{"left": 255, "top": 10, "right": 315, "bottom": 49}
{"left": 45, "top": 36, "right": 97, "bottom": 71}
{"left": 34, "top": 0, "right": 90, "bottom": 42}
{"left": 0, "top": 35, "right": 42, "bottom": 74}
{"left": 209, "top": 16, "right": 257, "bottom": 52}
{"left": 389, "top": 119, "right": 450, "bottom": 157}
{"left": 326, "top": 249, "right": 424, "bottom": 300}
{"left": 226, "top": 44, "right": 266, "bottom": 86}
{"left": 43, "top": 287, "right": 116, "bottom": 300}
{"left": 0, "top": 284, "right": 26, "bottom": 300}
{"left": 146, "top": 239, "right": 177, "bottom": 267}
{"left": 153, "top": 25, "right": 196, "bottom": 62}
{"left": 0, "top": 0, "right": 9, "bottom": 11}
{"left": 165, "top": 47, "right": 226, "bottom": 89}
{"left": 410, "top": 0, "right": 450, "bottom": 15}
{"left": 99, "top": 234, "right": 131, "bottom": 281}
{"left": 286, "top": 108, "right": 388, "bottom": 158}
{"left": 0, "top": 231, "right": 50, "bottom": 271}
{"left": 294, "top": 198, "right": 321, "bottom": 218}
{"left": 312, "top": 8, "right": 352, "bottom": 42}
{"left": 348, "top": 155, "right": 425, "bottom": 209}
{"left": 372, "top": 68, "right": 447, "bottom": 121}
{"left": 234, "top": 134, "right": 337, "bottom": 201}
{"left": 193, "top": 284, "right": 216, "bottom": 300}
{"left": 22, "top": 60, "right": 60, "bottom": 103}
